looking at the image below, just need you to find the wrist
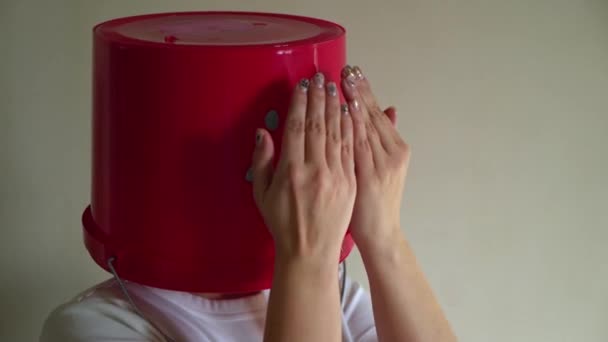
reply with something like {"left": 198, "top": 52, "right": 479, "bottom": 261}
{"left": 273, "top": 234, "right": 343, "bottom": 265}
{"left": 274, "top": 251, "right": 339, "bottom": 283}
{"left": 352, "top": 222, "right": 403, "bottom": 253}
{"left": 358, "top": 232, "right": 414, "bottom": 275}
{"left": 355, "top": 224, "right": 412, "bottom": 266}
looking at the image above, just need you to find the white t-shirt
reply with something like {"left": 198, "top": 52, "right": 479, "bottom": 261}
{"left": 40, "top": 277, "right": 377, "bottom": 342}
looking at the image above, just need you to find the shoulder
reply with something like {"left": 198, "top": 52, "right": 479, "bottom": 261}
{"left": 40, "top": 280, "right": 164, "bottom": 342}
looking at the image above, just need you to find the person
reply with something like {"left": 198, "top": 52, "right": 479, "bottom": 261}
{"left": 40, "top": 65, "right": 456, "bottom": 342}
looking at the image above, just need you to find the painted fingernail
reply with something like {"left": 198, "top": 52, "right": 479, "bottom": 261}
{"left": 341, "top": 65, "right": 353, "bottom": 78}
{"left": 351, "top": 99, "right": 360, "bottom": 111}
{"left": 313, "top": 72, "right": 325, "bottom": 88}
{"left": 341, "top": 103, "right": 349, "bottom": 115}
{"left": 299, "top": 78, "right": 310, "bottom": 91}
{"left": 352, "top": 66, "right": 364, "bottom": 80}
{"left": 265, "top": 110, "right": 279, "bottom": 131}
{"left": 327, "top": 82, "right": 337, "bottom": 96}
{"left": 255, "top": 130, "right": 262, "bottom": 145}
{"left": 342, "top": 65, "right": 357, "bottom": 85}
{"left": 245, "top": 167, "right": 254, "bottom": 182}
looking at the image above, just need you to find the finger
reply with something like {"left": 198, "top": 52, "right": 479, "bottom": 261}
{"left": 342, "top": 75, "right": 386, "bottom": 168}
{"left": 350, "top": 66, "right": 398, "bottom": 154}
{"left": 384, "top": 106, "right": 397, "bottom": 126}
{"left": 305, "top": 72, "right": 327, "bottom": 164}
{"left": 252, "top": 129, "right": 275, "bottom": 205}
{"left": 383, "top": 106, "right": 402, "bottom": 143}
{"left": 351, "top": 66, "right": 383, "bottom": 115}
{"left": 325, "top": 81, "right": 342, "bottom": 170}
{"left": 345, "top": 98, "right": 374, "bottom": 175}
{"left": 340, "top": 104, "right": 355, "bottom": 175}
{"left": 279, "top": 79, "right": 309, "bottom": 168}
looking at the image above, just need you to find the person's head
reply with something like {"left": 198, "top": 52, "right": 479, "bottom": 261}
{"left": 85, "top": 11, "right": 355, "bottom": 294}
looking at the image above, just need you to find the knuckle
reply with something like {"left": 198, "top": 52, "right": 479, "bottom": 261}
{"left": 355, "top": 138, "right": 371, "bottom": 152}
{"left": 285, "top": 161, "right": 302, "bottom": 183}
{"left": 327, "top": 129, "right": 341, "bottom": 144}
{"left": 350, "top": 112, "right": 364, "bottom": 125}
{"left": 370, "top": 105, "right": 383, "bottom": 118}
{"left": 286, "top": 118, "right": 305, "bottom": 134}
{"left": 312, "top": 168, "right": 331, "bottom": 189}
{"left": 305, "top": 118, "right": 324, "bottom": 135}
{"left": 364, "top": 120, "right": 378, "bottom": 137}
{"left": 308, "top": 90, "right": 325, "bottom": 105}
{"left": 341, "top": 141, "right": 352, "bottom": 156}
{"left": 312, "top": 87, "right": 325, "bottom": 98}
{"left": 354, "top": 120, "right": 366, "bottom": 134}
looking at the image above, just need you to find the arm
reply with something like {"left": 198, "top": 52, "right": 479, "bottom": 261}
{"left": 264, "top": 252, "right": 341, "bottom": 342}
{"left": 340, "top": 65, "right": 457, "bottom": 342}
{"left": 359, "top": 230, "right": 456, "bottom": 342}
{"left": 251, "top": 74, "right": 357, "bottom": 342}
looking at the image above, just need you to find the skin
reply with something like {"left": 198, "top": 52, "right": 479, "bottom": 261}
{"left": 231, "top": 66, "right": 455, "bottom": 342}
{"left": 342, "top": 65, "right": 457, "bottom": 342}
{"left": 253, "top": 73, "right": 354, "bottom": 342}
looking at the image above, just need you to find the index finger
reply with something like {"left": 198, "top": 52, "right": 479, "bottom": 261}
{"left": 279, "top": 79, "right": 310, "bottom": 166}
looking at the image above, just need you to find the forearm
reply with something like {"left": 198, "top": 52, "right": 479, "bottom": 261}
{"left": 359, "top": 229, "right": 457, "bottom": 342}
{"left": 263, "top": 251, "right": 342, "bottom": 342}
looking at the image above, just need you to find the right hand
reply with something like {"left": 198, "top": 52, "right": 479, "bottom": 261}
{"left": 251, "top": 73, "right": 357, "bottom": 260}
{"left": 340, "top": 65, "right": 410, "bottom": 250}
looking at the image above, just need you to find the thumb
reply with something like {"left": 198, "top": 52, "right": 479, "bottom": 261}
{"left": 384, "top": 106, "right": 397, "bottom": 126}
{"left": 252, "top": 128, "right": 275, "bottom": 204}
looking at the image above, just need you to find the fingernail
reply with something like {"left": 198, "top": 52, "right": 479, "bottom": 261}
{"left": 327, "top": 82, "right": 337, "bottom": 96}
{"left": 313, "top": 72, "right": 325, "bottom": 88}
{"left": 352, "top": 66, "right": 364, "bottom": 80}
{"left": 299, "top": 78, "right": 310, "bottom": 91}
{"left": 245, "top": 167, "right": 254, "bottom": 182}
{"left": 351, "top": 99, "right": 360, "bottom": 111}
{"left": 265, "top": 110, "right": 279, "bottom": 131}
{"left": 255, "top": 130, "right": 262, "bottom": 145}
{"left": 342, "top": 65, "right": 357, "bottom": 85}
{"left": 341, "top": 65, "right": 353, "bottom": 78}
{"left": 341, "top": 103, "right": 349, "bottom": 115}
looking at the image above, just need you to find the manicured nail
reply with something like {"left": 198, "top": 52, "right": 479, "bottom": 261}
{"left": 341, "top": 65, "right": 353, "bottom": 78}
{"left": 299, "top": 78, "right": 310, "bottom": 91}
{"left": 255, "top": 130, "right": 262, "bottom": 145}
{"left": 327, "top": 82, "right": 337, "bottom": 96}
{"left": 341, "top": 103, "right": 349, "bottom": 115}
{"left": 352, "top": 66, "right": 364, "bottom": 80}
{"left": 351, "top": 99, "right": 360, "bottom": 111}
{"left": 342, "top": 65, "right": 357, "bottom": 85}
{"left": 245, "top": 167, "right": 254, "bottom": 182}
{"left": 313, "top": 72, "right": 325, "bottom": 88}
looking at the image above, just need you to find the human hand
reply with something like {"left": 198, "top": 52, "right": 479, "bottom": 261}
{"left": 340, "top": 65, "right": 411, "bottom": 250}
{"left": 252, "top": 73, "right": 357, "bottom": 261}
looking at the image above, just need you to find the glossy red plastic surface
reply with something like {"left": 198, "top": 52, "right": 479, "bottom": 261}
{"left": 85, "top": 12, "right": 354, "bottom": 293}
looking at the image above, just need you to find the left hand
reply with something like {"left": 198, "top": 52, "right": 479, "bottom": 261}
{"left": 340, "top": 65, "right": 411, "bottom": 249}
{"left": 251, "top": 74, "right": 357, "bottom": 260}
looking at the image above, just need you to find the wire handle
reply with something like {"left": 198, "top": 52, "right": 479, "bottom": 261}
{"left": 107, "top": 257, "right": 176, "bottom": 342}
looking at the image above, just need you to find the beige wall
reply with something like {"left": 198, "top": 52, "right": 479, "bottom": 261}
{"left": 1, "top": 1, "right": 607, "bottom": 341}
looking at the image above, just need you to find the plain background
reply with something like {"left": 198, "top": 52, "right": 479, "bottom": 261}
{"left": 1, "top": 0, "right": 607, "bottom": 341}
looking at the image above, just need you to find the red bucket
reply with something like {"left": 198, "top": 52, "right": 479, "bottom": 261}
{"left": 84, "top": 11, "right": 355, "bottom": 293}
